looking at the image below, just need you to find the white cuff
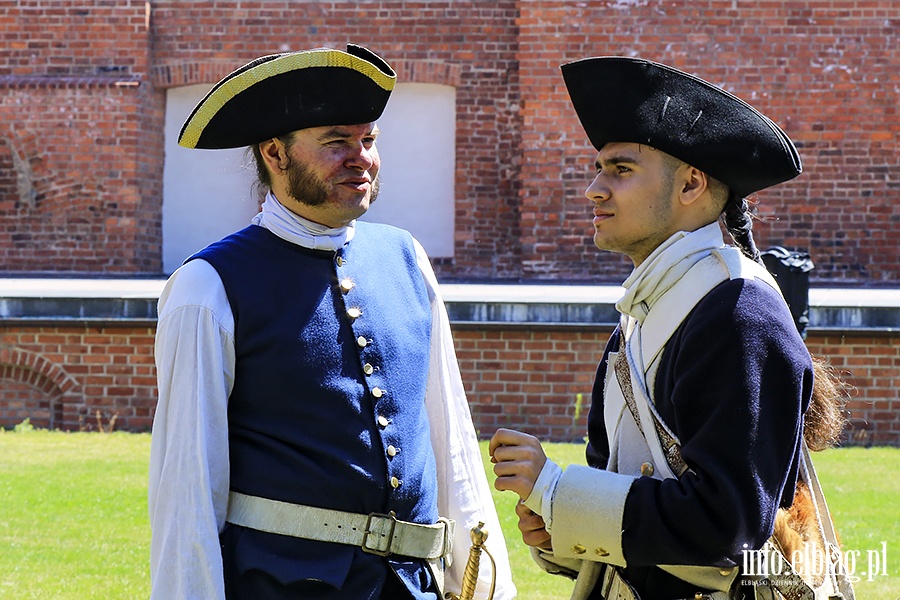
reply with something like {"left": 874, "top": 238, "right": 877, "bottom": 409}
{"left": 523, "top": 458, "right": 562, "bottom": 532}
{"left": 550, "top": 465, "right": 635, "bottom": 567}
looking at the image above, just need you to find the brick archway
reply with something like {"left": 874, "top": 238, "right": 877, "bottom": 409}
{"left": 0, "top": 347, "right": 79, "bottom": 430}
{"left": 390, "top": 59, "right": 462, "bottom": 87}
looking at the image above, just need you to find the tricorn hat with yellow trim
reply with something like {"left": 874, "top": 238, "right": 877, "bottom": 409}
{"left": 560, "top": 56, "right": 802, "bottom": 198}
{"left": 179, "top": 44, "right": 396, "bottom": 150}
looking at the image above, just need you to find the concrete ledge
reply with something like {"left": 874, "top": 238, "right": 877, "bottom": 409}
{"left": 0, "top": 279, "right": 164, "bottom": 326}
{"left": 441, "top": 283, "right": 623, "bottom": 329}
{"left": 0, "top": 278, "right": 897, "bottom": 332}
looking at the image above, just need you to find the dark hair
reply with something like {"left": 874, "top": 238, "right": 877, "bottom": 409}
{"left": 721, "top": 190, "right": 761, "bottom": 263}
{"left": 249, "top": 133, "right": 295, "bottom": 190}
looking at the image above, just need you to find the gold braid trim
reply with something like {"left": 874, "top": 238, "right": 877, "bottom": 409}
{"left": 613, "top": 338, "right": 689, "bottom": 478}
{"left": 179, "top": 49, "right": 396, "bottom": 149}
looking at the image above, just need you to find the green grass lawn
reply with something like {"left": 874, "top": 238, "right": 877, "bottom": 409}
{"left": 0, "top": 429, "right": 897, "bottom": 599}
{"left": 0, "top": 429, "right": 152, "bottom": 599}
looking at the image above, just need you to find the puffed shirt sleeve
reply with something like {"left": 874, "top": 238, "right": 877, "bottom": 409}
{"left": 414, "top": 239, "right": 517, "bottom": 600}
{"left": 148, "top": 259, "right": 235, "bottom": 600}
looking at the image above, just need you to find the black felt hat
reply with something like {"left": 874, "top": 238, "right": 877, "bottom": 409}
{"left": 561, "top": 56, "right": 802, "bottom": 197}
{"left": 178, "top": 45, "right": 396, "bottom": 150}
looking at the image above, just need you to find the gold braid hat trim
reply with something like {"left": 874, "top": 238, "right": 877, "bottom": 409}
{"left": 179, "top": 49, "right": 396, "bottom": 149}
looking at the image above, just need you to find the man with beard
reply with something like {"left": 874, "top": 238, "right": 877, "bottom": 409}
{"left": 149, "top": 45, "right": 514, "bottom": 600}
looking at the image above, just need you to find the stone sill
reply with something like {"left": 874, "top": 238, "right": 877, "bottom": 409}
{"left": 0, "top": 278, "right": 897, "bottom": 333}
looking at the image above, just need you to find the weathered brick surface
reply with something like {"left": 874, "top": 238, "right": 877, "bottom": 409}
{"left": 1, "top": 0, "right": 896, "bottom": 281}
{"left": 0, "top": 326, "right": 157, "bottom": 432}
{"left": 0, "top": 1, "right": 163, "bottom": 274}
{"left": 807, "top": 333, "right": 900, "bottom": 446}
{"left": 517, "top": 0, "right": 899, "bottom": 283}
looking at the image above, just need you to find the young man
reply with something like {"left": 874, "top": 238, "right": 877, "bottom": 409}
{"left": 490, "top": 57, "right": 815, "bottom": 599}
{"left": 149, "top": 45, "right": 514, "bottom": 600}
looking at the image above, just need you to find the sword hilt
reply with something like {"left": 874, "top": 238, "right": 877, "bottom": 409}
{"left": 444, "top": 522, "right": 496, "bottom": 600}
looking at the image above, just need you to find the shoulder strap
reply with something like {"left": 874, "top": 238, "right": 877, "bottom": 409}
{"left": 617, "top": 246, "right": 787, "bottom": 479}
{"left": 640, "top": 247, "right": 782, "bottom": 370}
{"left": 613, "top": 248, "right": 831, "bottom": 597}
{"left": 613, "top": 333, "right": 688, "bottom": 478}
{"left": 612, "top": 251, "right": 735, "bottom": 479}
{"left": 799, "top": 443, "right": 857, "bottom": 599}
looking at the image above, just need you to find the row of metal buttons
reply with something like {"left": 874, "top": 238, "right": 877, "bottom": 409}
{"left": 338, "top": 263, "right": 401, "bottom": 490}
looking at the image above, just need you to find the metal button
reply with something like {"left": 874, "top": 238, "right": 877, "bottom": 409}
{"left": 363, "top": 363, "right": 374, "bottom": 375}
{"left": 357, "top": 336, "right": 368, "bottom": 348}
{"left": 640, "top": 462, "right": 654, "bottom": 477}
{"left": 372, "top": 387, "right": 384, "bottom": 398}
{"left": 595, "top": 547, "right": 610, "bottom": 557}
{"left": 719, "top": 568, "right": 733, "bottom": 576}
{"left": 572, "top": 544, "right": 586, "bottom": 555}
{"left": 387, "top": 445, "right": 398, "bottom": 457}
{"left": 390, "top": 476, "right": 401, "bottom": 489}
{"left": 377, "top": 415, "right": 390, "bottom": 428}
{"left": 335, "top": 255, "right": 344, "bottom": 267}
{"left": 339, "top": 278, "right": 354, "bottom": 293}
{"left": 347, "top": 307, "right": 362, "bottom": 320}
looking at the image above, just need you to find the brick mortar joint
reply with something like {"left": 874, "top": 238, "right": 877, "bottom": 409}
{"left": 0, "top": 75, "right": 142, "bottom": 89}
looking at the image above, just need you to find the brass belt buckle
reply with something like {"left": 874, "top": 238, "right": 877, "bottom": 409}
{"left": 361, "top": 511, "right": 397, "bottom": 556}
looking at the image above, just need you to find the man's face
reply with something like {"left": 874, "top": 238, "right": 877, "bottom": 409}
{"left": 585, "top": 142, "right": 683, "bottom": 266}
{"left": 278, "top": 122, "right": 381, "bottom": 227}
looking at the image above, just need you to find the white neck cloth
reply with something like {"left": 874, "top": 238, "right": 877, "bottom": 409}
{"left": 250, "top": 191, "right": 355, "bottom": 251}
{"left": 616, "top": 222, "right": 725, "bottom": 323}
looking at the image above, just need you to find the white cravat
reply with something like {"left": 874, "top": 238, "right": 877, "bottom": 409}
{"left": 616, "top": 222, "right": 725, "bottom": 324}
{"left": 250, "top": 191, "right": 355, "bottom": 251}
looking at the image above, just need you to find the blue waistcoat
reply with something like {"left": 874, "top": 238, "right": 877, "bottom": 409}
{"left": 190, "top": 222, "right": 439, "bottom": 597}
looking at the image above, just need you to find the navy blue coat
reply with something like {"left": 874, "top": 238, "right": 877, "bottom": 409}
{"left": 586, "top": 277, "right": 813, "bottom": 599}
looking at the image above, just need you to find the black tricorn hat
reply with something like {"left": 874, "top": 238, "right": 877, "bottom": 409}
{"left": 561, "top": 57, "right": 802, "bottom": 198}
{"left": 178, "top": 44, "right": 396, "bottom": 150}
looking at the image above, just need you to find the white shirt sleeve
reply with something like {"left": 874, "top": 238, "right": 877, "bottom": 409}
{"left": 148, "top": 259, "right": 235, "bottom": 600}
{"left": 149, "top": 244, "right": 517, "bottom": 599}
{"left": 523, "top": 458, "right": 563, "bottom": 533}
{"left": 415, "top": 240, "right": 517, "bottom": 600}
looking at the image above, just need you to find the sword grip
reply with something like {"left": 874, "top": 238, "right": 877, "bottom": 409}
{"left": 444, "top": 522, "right": 495, "bottom": 600}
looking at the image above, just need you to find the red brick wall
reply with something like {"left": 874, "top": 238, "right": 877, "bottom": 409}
{"left": 0, "top": 1, "right": 164, "bottom": 274}
{"left": 807, "top": 333, "right": 900, "bottom": 446}
{"left": 517, "top": 0, "right": 900, "bottom": 284}
{"left": 2, "top": 324, "right": 896, "bottom": 445}
{"left": 0, "top": 326, "right": 157, "bottom": 432}
{"left": 455, "top": 328, "right": 605, "bottom": 440}
{"left": 2, "top": 1, "right": 897, "bottom": 282}
{"left": 0, "top": 3, "right": 897, "bottom": 441}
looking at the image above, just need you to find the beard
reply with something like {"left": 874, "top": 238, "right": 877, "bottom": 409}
{"left": 284, "top": 158, "right": 379, "bottom": 208}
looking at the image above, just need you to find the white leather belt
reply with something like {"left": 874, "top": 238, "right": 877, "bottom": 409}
{"left": 226, "top": 491, "right": 454, "bottom": 560}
